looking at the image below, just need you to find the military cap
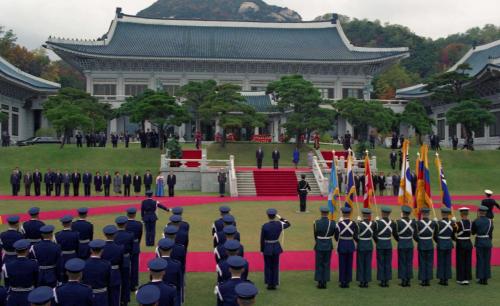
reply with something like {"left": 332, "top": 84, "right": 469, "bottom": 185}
{"left": 171, "top": 207, "right": 183, "bottom": 215}
{"left": 458, "top": 207, "right": 470, "bottom": 212}
{"left": 479, "top": 205, "right": 489, "bottom": 212}
{"left": 13, "top": 239, "right": 30, "bottom": 251}
{"left": 420, "top": 208, "right": 430, "bottom": 213}
{"left": 219, "top": 206, "right": 231, "bottom": 213}
{"left": 401, "top": 206, "right": 412, "bottom": 214}
{"left": 89, "top": 239, "right": 106, "bottom": 250}
{"left": 28, "top": 286, "right": 54, "bottom": 305}
{"left": 223, "top": 225, "right": 237, "bottom": 235}
{"left": 222, "top": 214, "right": 235, "bottom": 224}
{"left": 126, "top": 207, "right": 137, "bottom": 214}
{"left": 164, "top": 225, "right": 178, "bottom": 235}
{"left": 227, "top": 256, "right": 246, "bottom": 269}
{"left": 224, "top": 239, "right": 241, "bottom": 251}
{"left": 115, "top": 216, "right": 128, "bottom": 225}
{"left": 28, "top": 207, "right": 40, "bottom": 215}
{"left": 360, "top": 208, "right": 371, "bottom": 215}
{"left": 145, "top": 190, "right": 153, "bottom": 196}
{"left": 136, "top": 285, "right": 160, "bottom": 305}
{"left": 266, "top": 208, "right": 277, "bottom": 216}
{"left": 235, "top": 282, "right": 258, "bottom": 300}
{"left": 60, "top": 215, "right": 73, "bottom": 224}
{"left": 103, "top": 225, "right": 118, "bottom": 235}
{"left": 77, "top": 207, "right": 88, "bottom": 214}
{"left": 381, "top": 207, "right": 392, "bottom": 213}
{"left": 7, "top": 215, "right": 20, "bottom": 224}
{"left": 341, "top": 206, "right": 351, "bottom": 214}
{"left": 40, "top": 225, "right": 55, "bottom": 234}
{"left": 484, "top": 189, "right": 493, "bottom": 195}
{"left": 65, "top": 258, "right": 86, "bottom": 273}
{"left": 148, "top": 258, "right": 168, "bottom": 272}
{"left": 320, "top": 206, "right": 330, "bottom": 213}
{"left": 441, "top": 207, "right": 451, "bottom": 214}
{"left": 158, "top": 238, "right": 175, "bottom": 250}
{"left": 169, "top": 214, "right": 182, "bottom": 223}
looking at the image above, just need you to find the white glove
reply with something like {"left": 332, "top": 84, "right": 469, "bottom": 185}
{"left": 356, "top": 216, "right": 362, "bottom": 221}
{"left": 375, "top": 216, "right": 380, "bottom": 221}
{"left": 433, "top": 217, "right": 438, "bottom": 222}
{"left": 339, "top": 217, "right": 344, "bottom": 222}
{"left": 276, "top": 214, "right": 282, "bottom": 220}
{"left": 452, "top": 217, "right": 457, "bottom": 222}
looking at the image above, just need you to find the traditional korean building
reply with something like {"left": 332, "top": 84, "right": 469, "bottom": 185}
{"left": 46, "top": 8, "right": 408, "bottom": 141}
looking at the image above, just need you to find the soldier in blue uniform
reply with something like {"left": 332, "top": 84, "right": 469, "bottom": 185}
{"left": 82, "top": 239, "right": 111, "bottom": 306}
{"left": 260, "top": 208, "right": 290, "bottom": 290}
{"left": 27, "top": 286, "right": 53, "bottom": 306}
{"left": 212, "top": 206, "right": 235, "bottom": 235}
{"left": 162, "top": 226, "right": 187, "bottom": 277}
{"left": 334, "top": 206, "right": 357, "bottom": 288}
{"left": 0, "top": 286, "right": 6, "bottom": 306}
{"left": 54, "top": 258, "right": 93, "bottom": 306}
{"left": 455, "top": 207, "right": 473, "bottom": 285}
{"left": 472, "top": 205, "right": 494, "bottom": 285}
{"left": 157, "top": 239, "right": 183, "bottom": 306}
{"left": 55, "top": 215, "right": 80, "bottom": 282}
{"left": 141, "top": 190, "right": 169, "bottom": 246}
{"left": 374, "top": 207, "right": 396, "bottom": 287}
{"left": 30, "top": 225, "right": 62, "bottom": 287}
{"left": 216, "top": 240, "right": 249, "bottom": 284}
{"left": 215, "top": 256, "right": 252, "bottom": 306}
{"left": 234, "top": 283, "right": 258, "bottom": 306}
{"left": 393, "top": 205, "right": 416, "bottom": 287}
{"left": 72, "top": 208, "right": 94, "bottom": 260}
{"left": 355, "top": 208, "right": 376, "bottom": 288}
{"left": 414, "top": 207, "right": 436, "bottom": 286}
{"left": 167, "top": 215, "right": 189, "bottom": 250}
{"left": 0, "top": 216, "right": 25, "bottom": 265}
{"left": 3, "top": 239, "right": 39, "bottom": 306}
{"left": 23, "top": 207, "right": 45, "bottom": 244}
{"left": 142, "top": 259, "right": 176, "bottom": 306}
{"left": 313, "top": 206, "right": 336, "bottom": 289}
{"left": 135, "top": 285, "right": 160, "bottom": 306}
{"left": 214, "top": 226, "right": 244, "bottom": 264}
{"left": 213, "top": 215, "right": 240, "bottom": 248}
{"left": 114, "top": 216, "right": 134, "bottom": 306}
{"left": 125, "top": 208, "right": 143, "bottom": 291}
{"left": 101, "top": 225, "right": 124, "bottom": 306}
{"left": 170, "top": 207, "right": 190, "bottom": 233}
{"left": 434, "top": 207, "right": 455, "bottom": 286}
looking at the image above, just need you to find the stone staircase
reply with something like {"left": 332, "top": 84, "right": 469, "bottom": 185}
{"left": 236, "top": 171, "right": 256, "bottom": 196}
{"left": 296, "top": 171, "right": 322, "bottom": 196}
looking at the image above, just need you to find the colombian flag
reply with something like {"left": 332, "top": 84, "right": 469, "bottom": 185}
{"left": 327, "top": 153, "right": 341, "bottom": 220}
{"left": 415, "top": 145, "right": 433, "bottom": 214}
{"left": 435, "top": 154, "right": 452, "bottom": 209}
{"left": 363, "top": 153, "right": 375, "bottom": 209}
{"left": 344, "top": 151, "right": 356, "bottom": 209}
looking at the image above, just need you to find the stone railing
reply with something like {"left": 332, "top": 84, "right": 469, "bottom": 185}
{"left": 312, "top": 156, "right": 328, "bottom": 196}
{"left": 229, "top": 155, "right": 238, "bottom": 197}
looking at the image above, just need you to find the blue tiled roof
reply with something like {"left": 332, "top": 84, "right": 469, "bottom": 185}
{"left": 395, "top": 84, "right": 428, "bottom": 97}
{"left": 47, "top": 15, "right": 408, "bottom": 63}
{"left": 241, "top": 93, "right": 278, "bottom": 113}
{"left": 0, "top": 56, "right": 60, "bottom": 92}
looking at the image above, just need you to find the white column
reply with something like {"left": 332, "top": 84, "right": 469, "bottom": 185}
{"left": 254, "top": 127, "right": 259, "bottom": 135}
{"left": 116, "top": 75, "right": 124, "bottom": 101}
{"left": 215, "top": 119, "right": 222, "bottom": 133}
{"left": 334, "top": 78, "right": 342, "bottom": 100}
{"left": 273, "top": 116, "right": 279, "bottom": 142}
{"left": 110, "top": 119, "right": 118, "bottom": 133}
{"left": 85, "top": 73, "right": 92, "bottom": 94}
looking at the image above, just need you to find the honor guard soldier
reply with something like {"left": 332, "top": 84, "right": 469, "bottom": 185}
{"left": 455, "top": 207, "right": 473, "bottom": 285}
{"left": 215, "top": 256, "right": 252, "bottom": 306}
{"left": 23, "top": 207, "right": 45, "bottom": 244}
{"left": 72, "top": 208, "right": 94, "bottom": 260}
{"left": 414, "top": 207, "right": 436, "bottom": 286}
{"left": 313, "top": 206, "right": 336, "bottom": 289}
{"left": 297, "top": 174, "right": 311, "bottom": 213}
{"left": 3, "top": 239, "right": 38, "bottom": 306}
{"left": 356, "top": 208, "right": 376, "bottom": 288}
{"left": 27, "top": 286, "right": 54, "bottom": 306}
{"left": 472, "top": 206, "right": 494, "bottom": 285}
{"left": 157, "top": 239, "right": 183, "bottom": 306}
{"left": 135, "top": 285, "right": 160, "bottom": 306}
{"left": 0, "top": 216, "right": 25, "bottom": 265}
{"left": 213, "top": 215, "right": 240, "bottom": 248}
{"left": 114, "top": 216, "right": 134, "bottom": 306}
{"left": 141, "top": 190, "right": 169, "bottom": 246}
{"left": 168, "top": 215, "right": 189, "bottom": 250}
{"left": 54, "top": 258, "right": 93, "bottom": 306}
{"left": 143, "top": 259, "right": 177, "bottom": 306}
{"left": 374, "top": 207, "right": 396, "bottom": 287}
{"left": 260, "top": 208, "right": 290, "bottom": 290}
{"left": 101, "top": 225, "right": 124, "bottom": 306}
{"left": 334, "top": 206, "right": 357, "bottom": 288}
{"left": 212, "top": 206, "right": 235, "bottom": 235}
{"left": 0, "top": 286, "right": 6, "bottom": 306}
{"left": 170, "top": 207, "right": 190, "bottom": 233}
{"left": 394, "top": 205, "right": 416, "bottom": 287}
{"left": 30, "top": 225, "right": 62, "bottom": 287}
{"left": 235, "top": 283, "right": 258, "bottom": 306}
{"left": 214, "top": 226, "right": 244, "bottom": 264}
{"left": 163, "top": 226, "right": 187, "bottom": 277}
{"left": 217, "top": 240, "right": 249, "bottom": 284}
{"left": 125, "top": 208, "right": 143, "bottom": 291}
{"left": 481, "top": 189, "right": 499, "bottom": 219}
{"left": 55, "top": 215, "right": 80, "bottom": 281}
{"left": 435, "top": 207, "right": 455, "bottom": 286}
{"left": 82, "top": 240, "right": 111, "bottom": 306}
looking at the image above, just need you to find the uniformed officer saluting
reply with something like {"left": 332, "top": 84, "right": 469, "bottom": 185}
{"left": 297, "top": 174, "right": 311, "bottom": 213}
{"left": 335, "top": 206, "right": 358, "bottom": 289}
{"left": 356, "top": 208, "right": 376, "bottom": 288}
{"left": 260, "top": 208, "right": 290, "bottom": 290}
{"left": 394, "top": 205, "right": 416, "bottom": 287}
{"left": 30, "top": 225, "right": 62, "bottom": 288}
{"left": 82, "top": 239, "right": 111, "bottom": 306}
{"left": 472, "top": 205, "right": 494, "bottom": 285}
{"left": 455, "top": 207, "right": 473, "bottom": 285}
{"left": 54, "top": 258, "right": 93, "bottom": 306}
{"left": 313, "top": 206, "right": 336, "bottom": 289}
{"left": 435, "top": 207, "right": 455, "bottom": 286}
{"left": 414, "top": 207, "right": 436, "bottom": 286}
{"left": 141, "top": 190, "right": 169, "bottom": 246}
{"left": 27, "top": 286, "right": 54, "bottom": 306}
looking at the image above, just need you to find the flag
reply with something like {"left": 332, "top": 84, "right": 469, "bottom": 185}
{"left": 415, "top": 145, "right": 433, "bottom": 213}
{"left": 398, "top": 140, "right": 413, "bottom": 207}
{"left": 344, "top": 151, "right": 356, "bottom": 209}
{"left": 327, "top": 155, "right": 341, "bottom": 220}
{"left": 363, "top": 153, "right": 375, "bottom": 209}
{"left": 435, "top": 154, "right": 452, "bottom": 209}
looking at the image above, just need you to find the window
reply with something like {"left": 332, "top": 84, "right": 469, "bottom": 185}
{"left": 163, "top": 85, "right": 180, "bottom": 97}
{"left": 1, "top": 104, "right": 8, "bottom": 110}
{"left": 125, "top": 84, "right": 148, "bottom": 96}
{"left": 475, "top": 124, "right": 485, "bottom": 138}
{"left": 12, "top": 107, "right": 19, "bottom": 112}
{"left": 93, "top": 84, "right": 116, "bottom": 96}
{"left": 318, "top": 88, "right": 335, "bottom": 99}
{"left": 448, "top": 124, "right": 457, "bottom": 138}
{"left": 342, "top": 88, "right": 363, "bottom": 99}
{"left": 11, "top": 113, "right": 18, "bottom": 136}
{"left": 490, "top": 112, "right": 500, "bottom": 137}
{"left": 0, "top": 111, "right": 8, "bottom": 134}
{"left": 437, "top": 119, "right": 445, "bottom": 140}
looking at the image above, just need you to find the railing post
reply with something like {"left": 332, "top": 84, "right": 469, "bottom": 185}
{"left": 229, "top": 155, "right": 238, "bottom": 197}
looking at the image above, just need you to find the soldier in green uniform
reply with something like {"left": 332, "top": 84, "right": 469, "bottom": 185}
{"left": 472, "top": 206, "right": 494, "bottom": 285}
{"left": 393, "top": 205, "right": 416, "bottom": 287}
{"left": 355, "top": 208, "right": 377, "bottom": 288}
{"left": 313, "top": 206, "right": 336, "bottom": 289}
{"left": 455, "top": 207, "right": 473, "bottom": 285}
{"left": 374, "top": 207, "right": 396, "bottom": 287}
{"left": 414, "top": 207, "right": 436, "bottom": 286}
{"left": 434, "top": 207, "right": 455, "bottom": 286}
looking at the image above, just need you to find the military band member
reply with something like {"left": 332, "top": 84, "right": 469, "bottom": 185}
{"left": 374, "top": 207, "right": 396, "bottom": 287}
{"left": 144, "top": 259, "right": 177, "bottom": 306}
{"left": 72, "top": 208, "right": 94, "bottom": 260}
{"left": 214, "top": 225, "right": 244, "bottom": 264}
{"left": 414, "top": 207, "right": 436, "bottom": 286}
{"left": 30, "top": 225, "right": 62, "bottom": 287}
{"left": 101, "top": 225, "right": 124, "bottom": 306}
{"left": 260, "top": 208, "right": 290, "bottom": 290}
{"left": 297, "top": 174, "right": 311, "bottom": 213}
{"left": 135, "top": 285, "right": 160, "bottom": 306}
{"left": 157, "top": 239, "right": 183, "bottom": 306}
{"left": 54, "top": 258, "right": 93, "bottom": 306}
{"left": 313, "top": 206, "right": 336, "bottom": 289}
{"left": 55, "top": 216, "right": 80, "bottom": 282}
{"left": 216, "top": 240, "right": 249, "bottom": 284}
{"left": 356, "top": 208, "right": 376, "bottom": 288}
{"left": 23, "top": 207, "right": 45, "bottom": 244}
{"left": 235, "top": 282, "right": 258, "bottom": 306}
{"left": 212, "top": 206, "right": 235, "bottom": 235}
{"left": 215, "top": 256, "right": 252, "bottom": 306}
{"left": 455, "top": 207, "right": 473, "bottom": 285}
{"left": 0, "top": 216, "right": 25, "bottom": 265}
{"left": 334, "top": 206, "right": 357, "bottom": 288}
{"left": 141, "top": 190, "right": 169, "bottom": 246}
{"left": 472, "top": 205, "right": 494, "bottom": 285}
{"left": 394, "top": 205, "right": 416, "bottom": 287}
{"left": 434, "top": 207, "right": 455, "bottom": 286}
{"left": 213, "top": 215, "right": 240, "bottom": 248}
{"left": 125, "top": 208, "right": 143, "bottom": 291}
{"left": 27, "top": 286, "right": 54, "bottom": 306}
{"left": 82, "top": 239, "right": 112, "bottom": 306}
{"left": 114, "top": 216, "right": 134, "bottom": 306}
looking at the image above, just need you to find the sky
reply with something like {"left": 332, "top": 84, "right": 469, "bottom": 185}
{"left": 0, "top": 0, "right": 499, "bottom": 54}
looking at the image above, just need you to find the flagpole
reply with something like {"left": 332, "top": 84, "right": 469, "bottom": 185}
{"left": 436, "top": 152, "right": 454, "bottom": 218}
{"left": 366, "top": 150, "right": 379, "bottom": 218}
{"left": 349, "top": 149, "right": 361, "bottom": 218}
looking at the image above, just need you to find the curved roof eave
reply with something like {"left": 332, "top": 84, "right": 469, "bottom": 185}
{"left": 0, "top": 56, "right": 60, "bottom": 92}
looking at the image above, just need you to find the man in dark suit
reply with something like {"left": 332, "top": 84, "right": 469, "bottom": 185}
{"left": 392, "top": 173, "right": 400, "bottom": 196}
{"left": 10, "top": 170, "right": 21, "bottom": 196}
{"left": 82, "top": 171, "right": 92, "bottom": 197}
{"left": 390, "top": 151, "right": 397, "bottom": 170}
{"left": 166, "top": 171, "right": 176, "bottom": 197}
{"left": 54, "top": 170, "right": 63, "bottom": 196}
{"left": 103, "top": 171, "right": 112, "bottom": 197}
{"left": 71, "top": 170, "right": 81, "bottom": 196}
{"left": 63, "top": 171, "right": 71, "bottom": 196}
{"left": 133, "top": 172, "right": 142, "bottom": 195}
{"left": 144, "top": 170, "right": 153, "bottom": 192}
{"left": 123, "top": 171, "right": 132, "bottom": 197}
{"left": 271, "top": 148, "right": 280, "bottom": 169}
{"left": 378, "top": 172, "right": 386, "bottom": 196}
{"left": 33, "top": 169, "right": 43, "bottom": 196}
{"left": 44, "top": 168, "right": 54, "bottom": 196}
{"left": 256, "top": 146, "right": 264, "bottom": 169}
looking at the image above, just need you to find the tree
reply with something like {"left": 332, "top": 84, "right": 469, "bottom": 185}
{"left": 119, "top": 89, "right": 190, "bottom": 150}
{"left": 199, "top": 84, "right": 265, "bottom": 147}
{"left": 401, "top": 101, "right": 435, "bottom": 144}
{"left": 373, "top": 63, "right": 419, "bottom": 99}
{"left": 425, "top": 63, "right": 475, "bottom": 103}
{"left": 0, "top": 26, "right": 16, "bottom": 57}
{"left": 43, "top": 88, "right": 112, "bottom": 148}
{"left": 267, "top": 75, "right": 336, "bottom": 146}
{"left": 178, "top": 80, "right": 217, "bottom": 131}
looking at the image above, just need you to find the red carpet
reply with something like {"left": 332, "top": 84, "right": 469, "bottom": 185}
{"left": 139, "top": 248, "right": 500, "bottom": 272}
{"left": 182, "top": 150, "right": 202, "bottom": 167}
{"left": 253, "top": 170, "right": 298, "bottom": 196}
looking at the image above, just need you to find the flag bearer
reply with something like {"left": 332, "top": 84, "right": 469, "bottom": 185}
{"left": 394, "top": 205, "right": 416, "bottom": 287}
{"left": 435, "top": 207, "right": 455, "bottom": 286}
{"left": 472, "top": 206, "right": 494, "bottom": 285}
{"left": 414, "top": 208, "right": 436, "bottom": 286}
{"left": 374, "top": 207, "right": 396, "bottom": 287}
{"left": 313, "top": 206, "right": 336, "bottom": 289}
{"left": 356, "top": 208, "right": 376, "bottom": 288}
{"left": 455, "top": 207, "right": 473, "bottom": 285}
{"left": 334, "top": 206, "right": 357, "bottom": 288}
